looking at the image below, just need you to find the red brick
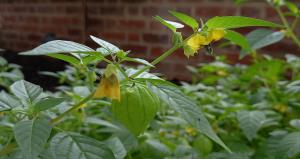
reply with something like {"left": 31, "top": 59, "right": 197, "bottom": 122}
{"left": 101, "top": 32, "right": 125, "bottom": 41}
{"left": 195, "top": 6, "right": 237, "bottom": 18}
{"left": 240, "top": 6, "right": 262, "bottom": 18}
{"left": 120, "top": 20, "right": 145, "bottom": 29}
{"left": 143, "top": 33, "right": 169, "bottom": 43}
{"left": 142, "top": 6, "right": 158, "bottom": 16}
{"left": 27, "top": 34, "right": 42, "bottom": 41}
{"left": 127, "top": 33, "right": 140, "bottom": 42}
{"left": 121, "top": 44, "right": 147, "bottom": 54}
{"left": 100, "top": 6, "right": 124, "bottom": 15}
{"left": 127, "top": 6, "right": 139, "bottom": 15}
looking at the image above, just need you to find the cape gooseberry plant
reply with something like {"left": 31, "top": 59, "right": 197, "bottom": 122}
{"left": 0, "top": 11, "right": 283, "bottom": 159}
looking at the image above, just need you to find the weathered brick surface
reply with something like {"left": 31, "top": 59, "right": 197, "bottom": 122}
{"left": 0, "top": 0, "right": 300, "bottom": 80}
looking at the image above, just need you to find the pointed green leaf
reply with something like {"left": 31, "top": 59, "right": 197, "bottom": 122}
{"left": 246, "top": 29, "right": 285, "bottom": 50}
{"left": 10, "top": 80, "right": 42, "bottom": 103}
{"left": 19, "top": 40, "right": 94, "bottom": 55}
{"left": 172, "top": 32, "right": 183, "bottom": 46}
{"left": 169, "top": 11, "right": 199, "bottom": 30}
{"left": 48, "top": 54, "right": 81, "bottom": 65}
{"left": 90, "top": 35, "right": 120, "bottom": 53}
{"left": 206, "top": 16, "right": 282, "bottom": 29}
{"left": 126, "top": 68, "right": 161, "bottom": 79}
{"left": 105, "top": 137, "right": 126, "bottom": 159}
{"left": 13, "top": 118, "right": 52, "bottom": 159}
{"left": 50, "top": 132, "right": 115, "bottom": 159}
{"left": 237, "top": 110, "right": 266, "bottom": 141}
{"left": 154, "top": 16, "right": 178, "bottom": 32}
{"left": 96, "top": 48, "right": 111, "bottom": 56}
{"left": 224, "top": 30, "right": 251, "bottom": 51}
{"left": 289, "top": 119, "right": 300, "bottom": 129}
{"left": 240, "top": 29, "right": 284, "bottom": 58}
{"left": 33, "top": 97, "right": 65, "bottom": 113}
{"left": 278, "top": 132, "right": 300, "bottom": 158}
{"left": 124, "top": 57, "right": 154, "bottom": 67}
{"left": 286, "top": 2, "right": 299, "bottom": 13}
{"left": 147, "top": 81, "right": 230, "bottom": 152}
{"left": 0, "top": 91, "right": 22, "bottom": 111}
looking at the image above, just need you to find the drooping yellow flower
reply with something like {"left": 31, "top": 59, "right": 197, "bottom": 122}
{"left": 94, "top": 64, "right": 120, "bottom": 101}
{"left": 187, "top": 34, "right": 207, "bottom": 52}
{"left": 185, "top": 28, "right": 226, "bottom": 57}
{"left": 185, "top": 34, "right": 209, "bottom": 57}
{"left": 208, "top": 28, "right": 226, "bottom": 42}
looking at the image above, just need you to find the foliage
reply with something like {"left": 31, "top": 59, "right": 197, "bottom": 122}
{"left": 0, "top": 2, "right": 299, "bottom": 158}
{"left": 184, "top": 54, "right": 300, "bottom": 159}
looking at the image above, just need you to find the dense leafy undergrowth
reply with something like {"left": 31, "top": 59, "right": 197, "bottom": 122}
{"left": 1, "top": 0, "right": 300, "bottom": 158}
{"left": 1, "top": 55, "right": 300, "bottom": 159}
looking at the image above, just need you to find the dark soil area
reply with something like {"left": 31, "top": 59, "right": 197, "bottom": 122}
{"left": 0, "top": 50, "right": 65, "bottom": 90}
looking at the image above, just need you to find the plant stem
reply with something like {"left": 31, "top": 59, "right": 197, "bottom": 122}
{"left": 275, "top": 7, "right": 300, "bottom": 48}
{"left": 130, "top": 43, "right": 183, "bottom": 78}
{"left": 115, "top": 64, "right": 130, "bottom": 80}
{"left": 291, "top": 17, "right": 299, "bottom": 30}
{"left": 0, "top": 143, "right": 17, "bottom": 157}
{"left": 51, "top": 92, "right": 95, "bottom": 125}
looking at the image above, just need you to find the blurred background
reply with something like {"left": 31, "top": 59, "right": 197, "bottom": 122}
{"left": 0, "top": 0, "right": 299, "bottom": 87}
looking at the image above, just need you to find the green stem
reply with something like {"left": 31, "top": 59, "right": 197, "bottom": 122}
{"left": 115, "top": 64, "right": 130, "bottom": 81}
{"left": 130, "top": 43, "right": 183, "bottom": 78}
{"left": 275, "top": 7, "right": 300, "bottom": 48}
{"left": 51, "top": 92, "right": 95, "bottom": 125}
{"left": 262, "top": 80, "right": 278, "bottom": 103}
{"left": 127, "top": 152, "right": 133, "bottom": 159}
{"left": 291, "top": 17, "right": 299, "bottom": 31}
{"left": 0, "top": 143, "right": 17, "bottom": 157}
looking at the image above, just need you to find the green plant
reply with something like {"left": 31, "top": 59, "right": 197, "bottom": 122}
{"left": 0, "top": 11, "right": 284, "bottom": 159}
{"left": 184, "top": 55, "right": 300, "bottom": 159}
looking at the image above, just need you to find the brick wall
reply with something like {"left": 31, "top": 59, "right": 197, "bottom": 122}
{"left": 0, "top": 0, "right": 300, "bottom": 80}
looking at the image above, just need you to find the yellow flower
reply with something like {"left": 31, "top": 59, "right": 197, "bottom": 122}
{"left": 185, "top": 34, "right": 209, "bottom": 57}
{"left": 184, "top": 28, "right": 225, "bottom": 58}
{"left": 185, "top": 127, "right": 197, "bottom": 136}
{"left": 94, "top": 64, "right": 120, "bottom": 101}
{"left": 216, "top": 70, "right": 228, "bottom": 77}
{"left": 187, "top": 34, "right": 207, "bottom": 51}
{"left": 274, "top": 104, "right": 288, "bottom": 113}
{"left": 208, "top": 28, "right": 226, "bottom": 42}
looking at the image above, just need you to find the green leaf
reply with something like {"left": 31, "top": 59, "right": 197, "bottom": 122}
{"left": 96, "top": 48, "right": 111, "bottom": 56}
{"left": 286, "top": 2, "right": 299, "bottom": 14}
{"left": 48, "top": 54, "right": 80, "bottom": 66}
{"left": 0, "top": 56, "right": 8, "bottom": 66}
{"left": 147, "top": 81, "right": 230, "bottom": 152}
{"left": 0, "top": 91, "right": 22, "bottom": 112}
{"left": 33, "top": 97, "right": 65, "bottom": 113}
{"left": 278, "top": 132, "right": 300, "bottom": 158}
{"left": 105, "top": 137, "right": 126, "bottom": 159}
{"left": 154, "top": 16, "right": 177, "bottom": 32}
{"left": 172, "top": 32, "right": 183, "bottom": 46}
{"left": 82, "top": 56, "right": 100, "bottom": 65}
{"left": 19, "top": 40, "right": 94, "bottom": 55}
{"left": 124, "top": 57, "right": 154, "bottom": 67}
{"left": 240, "top": 29, "right": 284, "bottom": 58}
{"left": 206, "top": 16, "right": 282, "bottom": 29}
{"left": 289, "top": 119, "right": 300, "bottom": 129}
{"left": 90, "top": 35, "right": 120, "bottom": 53}
{"left": 169, "top": 11, "right": 199, "bottom": 30}
{"left": 237, "top": 110, "right": 266, "bottom": 141}
{"left": 13, "top": 118, "right": 52, "bottom": 159}
{"left": 50, "top": 132, "right": 115, "bottom": 159}
{"left": 246, "top": 29, "right": 285, "bottom": 50}
{"left": 10, "top": 80, "right": 42, "bottom": 103}
{"left": 126, "top": 68, "right": 161, "bottom": 79}
{"left": 224, "top": 30, "right": 251, "bottom": 51}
